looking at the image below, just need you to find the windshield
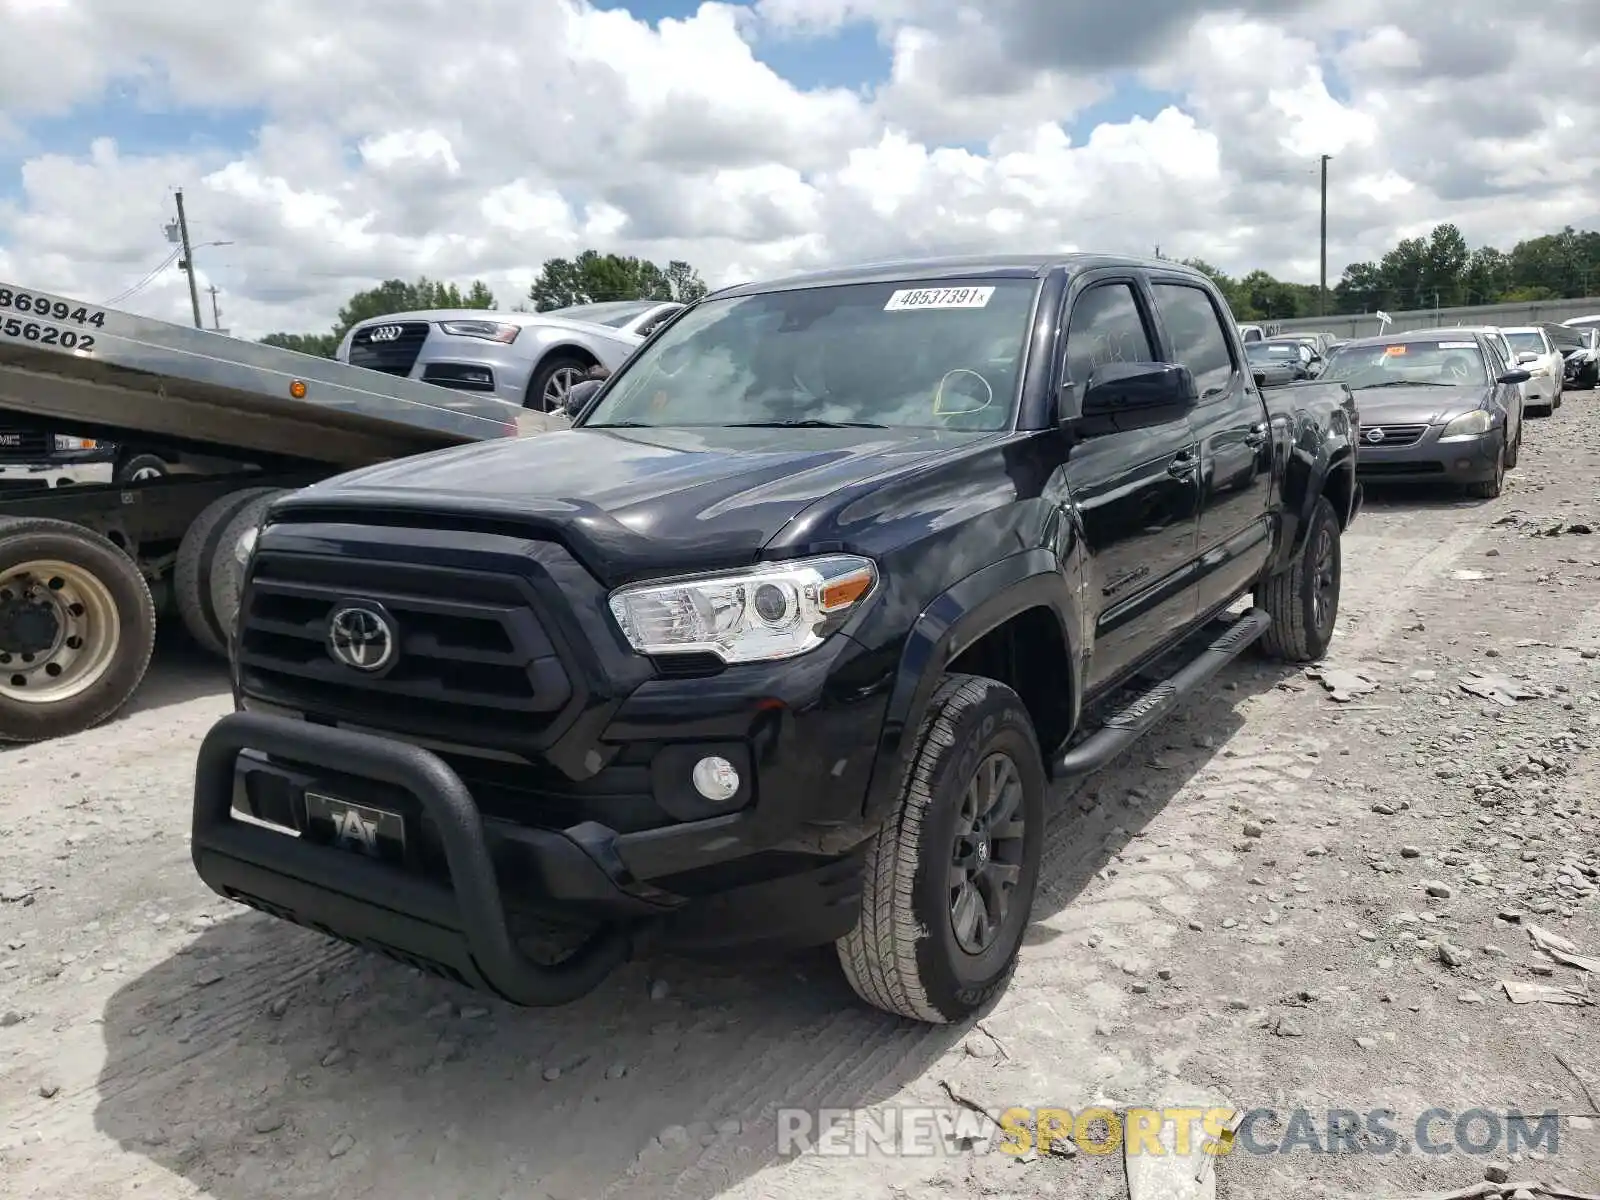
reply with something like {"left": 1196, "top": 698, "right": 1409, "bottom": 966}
{"left": 550, "top": 300, "right": 658, "bottom": 327}
{"left": 1319, "top": 338, "right": 1489, "bottom": 389}
{"left": 1505, "top": 331, "right": 1547, "bottom": 354}
{"left": 1246, "top": 342, "right": 1300, "bottom": 360}
{"left": 581, "top": 279, "right": 1038, "bottom": 430}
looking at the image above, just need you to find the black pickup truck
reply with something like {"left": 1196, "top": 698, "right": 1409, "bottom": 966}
{"left": 191, "top": 255, "right": 1360, "bottom": 1024}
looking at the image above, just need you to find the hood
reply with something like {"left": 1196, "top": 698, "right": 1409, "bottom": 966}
{"left": 1346, "top": 383, "right": 1488, "bottom": 425}
{"left": 277, "top": 424, "right": 1009, "bottom": 584}
{"left": 348, "top": 309, "right": 639, "bottom": 338}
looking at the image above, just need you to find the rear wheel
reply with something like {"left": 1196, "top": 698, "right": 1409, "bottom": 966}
{"left": 0, "top": 518, "right": 156, "bottom": 743}
{"left": 525, "top": 352, "right": 594, "bottom": 413}
{"left": 208, "top": 490, "right": 287, "bottom": 652}
{"left": 114, "top": 452, "right": 169, "bottom": 483}
{"left": 836, "top": 673, "right": 1046, "bottom": 1024}
{"left": 174, "top": 487, "right": 278, "bottom": 658}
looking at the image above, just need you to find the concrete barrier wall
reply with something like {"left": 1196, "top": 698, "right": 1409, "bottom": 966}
{"left": 1249, "top": 296, "right": 1600, "bottom": 338}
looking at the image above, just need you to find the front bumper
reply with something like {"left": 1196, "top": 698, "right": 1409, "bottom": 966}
{"left": 1355, "top": 426, "right": 1505, "bottom": 485}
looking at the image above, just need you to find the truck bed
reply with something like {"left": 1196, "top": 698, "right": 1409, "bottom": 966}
{"left": 0, "top": 282, "right": 559, "bottom": 468}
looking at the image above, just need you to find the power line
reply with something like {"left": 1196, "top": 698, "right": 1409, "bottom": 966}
{"left": 101, "top": 247, "right": 181, "bottom": 306}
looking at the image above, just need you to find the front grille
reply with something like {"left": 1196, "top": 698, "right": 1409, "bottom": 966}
{"left": 236, "top": 551, "right": 575, "bottom": 751}
{"left": 0, "top": 429, "right": 50, "bottom": 462}
{"left": 1359, "top": 423, "right": 1427, "bottom": 447}
{"left": 346, "top": 321, "right": 430, "bottom": 376}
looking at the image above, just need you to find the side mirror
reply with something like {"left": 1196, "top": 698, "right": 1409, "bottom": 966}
{"left": 1075, "top": 362, "right": 1198, "bottom": 425}
{"left": 563, "top": 378, "right": 603, "bottom": 415}
{"left": 1515, "top": 352, "right": 1539, "bottom": 364}
{"left": 1497, "top": 368, "right": 1531, "bottom": 385}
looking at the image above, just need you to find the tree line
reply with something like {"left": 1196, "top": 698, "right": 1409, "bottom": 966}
{"left": 259, "top": 251, "right": 709, "bottom": 358}
{"left": 1181, "top": 223, "right": 1600, "bottom": 323}
{"left": 259, "top": 222, "right": 1600, "bottom": 356}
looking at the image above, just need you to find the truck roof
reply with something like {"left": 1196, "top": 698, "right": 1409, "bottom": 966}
{"left": 709, "top": 252, "right": 1210, "bottom": 298}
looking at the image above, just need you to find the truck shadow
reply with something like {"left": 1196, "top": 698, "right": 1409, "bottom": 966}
{"left": 90, "top": 657, "right": 1296, "bottom": 1200}
{"left": 119, "top": 620, "right": 231, "bottom": 717}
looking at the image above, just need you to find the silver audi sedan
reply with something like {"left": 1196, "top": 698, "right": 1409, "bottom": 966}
{"left": 336, "top": 299, "right": 685, "bottom": 412}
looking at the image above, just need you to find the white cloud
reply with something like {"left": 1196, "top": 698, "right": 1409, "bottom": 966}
{"left": 0, "top": 0, "right": 1594, "bottom": 340}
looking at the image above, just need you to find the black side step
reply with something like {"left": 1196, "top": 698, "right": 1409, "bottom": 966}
{"left": 1050, "top": 606, "right": 1272, "bottom": 781}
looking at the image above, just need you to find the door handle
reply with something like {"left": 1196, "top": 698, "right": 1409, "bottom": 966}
{"left": 1167, "top": 451, "right": 1197, "bottom": 478}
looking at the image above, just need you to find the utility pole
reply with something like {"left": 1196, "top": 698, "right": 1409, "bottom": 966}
{"left": 173, "top": 188, "right": 203, "bottom": 329}
{"left": 207, "top": 285, "right": 222, "bottom": 330}
{"left": 1318, "top": 154, "right": 1330, "bottom": 318}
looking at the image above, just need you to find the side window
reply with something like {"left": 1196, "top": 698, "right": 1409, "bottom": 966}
{"left": 1150, "top": 283, "right": 1236, "bottom": 398}
{"left": 1063, "top": 282, "right": 1156, "bottom": 386}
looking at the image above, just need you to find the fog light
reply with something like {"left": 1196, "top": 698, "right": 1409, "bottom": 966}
{"left": 692, "top": 756, "right": 740, "bottom": 802}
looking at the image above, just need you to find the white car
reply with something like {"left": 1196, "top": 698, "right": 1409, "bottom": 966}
{"left": 1561, "top": 315, "right": 1600, "bottom": 388}
{"left": 1499, "top": 325, "right": 1564, "bottom": 416}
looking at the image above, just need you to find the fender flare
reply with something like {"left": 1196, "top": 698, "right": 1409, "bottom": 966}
{"left": 857, "top": 548, "right": 1080, "bottom": 825}
{"left": 1272, "top": 446, "right": 1355, "bottom": 574}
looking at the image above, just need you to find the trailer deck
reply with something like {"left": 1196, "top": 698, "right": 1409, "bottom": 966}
{"left": 0, "top": 282, "right": 557, "bottom": 468}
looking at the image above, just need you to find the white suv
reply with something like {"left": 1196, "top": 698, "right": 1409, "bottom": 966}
{"left": 1500, "top": 326, "right": 1564, "bottom": 415}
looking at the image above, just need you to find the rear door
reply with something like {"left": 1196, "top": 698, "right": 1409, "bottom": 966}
{"left": 1058, "top": 273, "right": 1202, "bottom": 694}
{"left": 1147, "top": 278, "right": 1274, "bottom": 619}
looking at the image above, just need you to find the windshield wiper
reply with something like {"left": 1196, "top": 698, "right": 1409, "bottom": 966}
{"left": 725, "top": 419, "right": 890, "bottom": 428}
{"left": 1350, "top": 380, "right": 1452, "bottom": 389}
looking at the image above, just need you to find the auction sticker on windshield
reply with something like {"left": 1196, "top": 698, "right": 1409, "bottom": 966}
{"left": 1384, "top": 345, "right": 1407, "bottom": 355}
{"left": 884, "top": 287, "right": 994, "bottom": 311}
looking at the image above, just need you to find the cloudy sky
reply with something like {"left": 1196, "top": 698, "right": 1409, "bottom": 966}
{"left": 1, "top": 0, "right": 1595, "bottom": 339}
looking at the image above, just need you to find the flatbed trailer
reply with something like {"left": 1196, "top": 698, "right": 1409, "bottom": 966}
{"left": 0, "top": 281, "right": 561, "bottom": 743}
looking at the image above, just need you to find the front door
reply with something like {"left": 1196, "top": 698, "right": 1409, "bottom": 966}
{"left": 1058, "top": 276, "right": 1202, "bottom": 696}
{"left": 1148, "top": 279, "right": 1274, "bottom": 618}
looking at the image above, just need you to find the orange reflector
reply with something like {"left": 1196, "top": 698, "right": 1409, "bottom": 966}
{"left": 821, "top": 569, "right": 874, "bottom": 611}
{"left": 289, "top": 379, "right": 308, "bottom": 398}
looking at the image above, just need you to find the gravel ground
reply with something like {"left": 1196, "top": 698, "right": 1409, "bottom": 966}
{"left": 1, "top": 391, "right": 1598, "bottom": 1200}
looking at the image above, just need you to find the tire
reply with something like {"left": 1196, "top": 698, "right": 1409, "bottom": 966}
{"left": 1463, "top": 441, "right": 1506, "bottom": 500}
{"left": 836, "top": 673, "right": 1046, "bottom": 1024}
{"left": 174, "top": 487, "right": 278, "bottom": 659}
{"left": 0, "top": 517, "right": 156, "bottom": 743}
{"left": 1504, "top": 423, "right": 1519, "bottom": 469}
{"left": 525, "top": 352, "right": 594, "bottom": 414}
{"left": 1255, "top": 494, "right": 1341, "bottom": 663}
{"left": 114, "top": 453, "right": 169, "bottom": 483}
{"left": 208, "top": 490, "right": 286, "bottom": 652}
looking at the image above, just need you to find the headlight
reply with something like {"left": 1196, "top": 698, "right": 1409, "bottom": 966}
{"left": 53, "top": 435, "right": 97, "bottom": 450}
{"left": 437, "top": 319, "right": 520, "bottom": 344}
{"left": 608, "top": 554, "right": 878, "bottom": 664}
{"left": 1439, "top": 410, "right": 1493, "bottom": 441}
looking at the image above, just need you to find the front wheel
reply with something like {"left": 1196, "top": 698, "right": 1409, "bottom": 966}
{"left": 1463, "top": 441, "right": 1506, "bottom": 500}
{"left": 525, "top": 353, "right": 593, "bottom": 414}
{"left": 1255, "top": 493, "right": 1341, "bottom": 662}
{"left": 0, "top": 518, "right": 156, "bottom": 742}
{"left": 836, "top": 674, "right": 1046, "bottom": 1024}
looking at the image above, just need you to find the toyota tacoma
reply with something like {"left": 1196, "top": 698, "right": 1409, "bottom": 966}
{"left": 191, "top": 255, "right": 1360, "bottom": 1024}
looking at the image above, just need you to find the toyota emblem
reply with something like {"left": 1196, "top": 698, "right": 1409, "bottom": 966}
{"left": 1364, "top": 427, "right": 1386, "bottom": 444}
{"left": 327, "top": 604, "right": 396, "bottom": 672}
{"left": 367, "top": 324, "right": 403, "bottom": 342}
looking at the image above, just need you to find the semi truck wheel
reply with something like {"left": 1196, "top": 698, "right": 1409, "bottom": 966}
{"left": 208, "top": 489, "right": 286, "bottom": 652}
{"left": 0, "top": 517, "right": 156, "bottom": 743}
{"left": 174, "top": 487, "right": 278, "bottom": 659}
{"left": 836, "top": 673, "right": 1046, "bottom": 1023}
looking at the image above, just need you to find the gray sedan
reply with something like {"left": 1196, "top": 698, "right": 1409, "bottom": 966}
{"left": 1318, "top": 329, "right": 1529, "bottom": 500}
{"left": 335, "top": 299, "right": 685, "bottom": 412}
